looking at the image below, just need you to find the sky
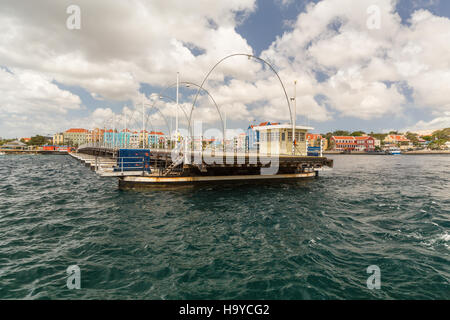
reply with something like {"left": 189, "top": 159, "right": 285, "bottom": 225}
{"left": 0, "top": 0, "right": 450, "bottom": 138}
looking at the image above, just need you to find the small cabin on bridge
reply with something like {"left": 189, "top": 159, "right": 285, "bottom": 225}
{"left": 254, "top": 124, "right": 313, "bottom": 156}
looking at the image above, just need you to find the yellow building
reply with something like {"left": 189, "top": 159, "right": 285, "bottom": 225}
{"left": 307, "top": 133, "right": 328, "bottom": 150}
{"left": 52, "top": 133, "right": 64, "bottom": 145}
{"left": 254, "top": 124, "right": 313, "bottom": 156}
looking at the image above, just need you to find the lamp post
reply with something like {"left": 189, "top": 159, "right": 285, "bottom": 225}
{"left": 142, "top": 93, "right": 145, "bottom": 149}
{"left": 292, "top": 80, "right": 297, "bottom": 155}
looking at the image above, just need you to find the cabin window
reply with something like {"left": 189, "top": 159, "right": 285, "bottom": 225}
{"left": 273, "top": 132, "right": 280, "bottom": 141}
{"left": 299, "top": 132, "right": 305, "bottom": 142}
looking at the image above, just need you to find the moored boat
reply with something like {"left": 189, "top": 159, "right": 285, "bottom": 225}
{"left": 385, "top": 147, "right": 401, "bottom": 155}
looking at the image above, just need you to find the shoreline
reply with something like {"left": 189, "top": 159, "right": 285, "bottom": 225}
{"left": 324, "top": 150, "right": 450, "bottom": 155}
{"left": 0, "top": 149, "right": 68, "bottom": 155}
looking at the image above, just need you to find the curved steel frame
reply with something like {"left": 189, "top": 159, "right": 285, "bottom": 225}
{"left": 153, "top": 81, "right": 225, "bottom": 137}
{"left": 188, "top": 53, "right": 293, "bottom": 136}
{"left": 144, "top": 95, "right": 190, "bottom": 135}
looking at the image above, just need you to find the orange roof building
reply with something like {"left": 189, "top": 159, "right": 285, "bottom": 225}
{"left": 384, "top": 135, "right": 411, "bottom": 144}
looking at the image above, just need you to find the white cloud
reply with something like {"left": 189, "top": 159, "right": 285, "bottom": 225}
{"left": 0, "top": 0, "right": 256, "bottom": 102}
{"left": 402, "top": 111, "right": 450, "bottom": 132}
{"left": 262, "top": 0, "right": 450, "bottom": 122}
{"left": 0, "top": 67, "right": 82, "bottom": 137}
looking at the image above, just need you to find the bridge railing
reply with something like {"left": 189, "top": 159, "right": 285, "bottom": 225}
{"left": 115, "top": 156, "right": 150, "bottom": 173}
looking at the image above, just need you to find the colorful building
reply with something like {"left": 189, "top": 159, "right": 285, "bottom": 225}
{"left": 330, "top": 136, "right": 376, "bottom": 152}
{"left": 307, "top": 133, "right": 328, "bottom": 151}
{"left": 148, "top": 131, "right": 165, "bottom": 148}
{"left": 63, "top": 128, "right": 89, "bottom": 146}
{"left": 355, "top": 136, "right": 376, "bottom": 151}
{"left": 233, "top": 133, "right": 247, "bottom": 152}
{"left": 384, "top": 135, "right": 411, "bottom": 145}
{"left": 330, "top": 136, "right": 357, "bottom": 151}
{"left": 52, "top": 133, "right": 64, "bottom": 145}
{"left": 245, "top": 122, "right": 279, "bottom": 152}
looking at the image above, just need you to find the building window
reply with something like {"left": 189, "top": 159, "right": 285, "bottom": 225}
{"left": 282, "top": 132, "right": 285, "bottom": 141}
{"left": 272, "top": 132, "right": 279, "bottom": 141}
{"left": 299, "top": 132, "right": 305, "bottom": 142}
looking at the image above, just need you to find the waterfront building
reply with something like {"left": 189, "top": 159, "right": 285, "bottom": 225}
{"left": 63, "top": 128, "right": 89, "bottom": 146}
{"left": 118, "top": 130, "right": 131, "bottom": 148}
{"left": 330, "top": 136, "right": 357, "bottom": 151}
{"left": 254, "top": 124, "right": 312, "bottom": 155}
{"left": 1, "top": 140, "right": 27, "bottom": 150}
{"left": 130, "top": 131, "right": 140, "bottom": 147}
{"left": 90, "top": 128, "right": 104, "bottom": 143}
{"left": 374, "top": 139, "right": 381, "bottom": 148}
{"left": 103, "top": 129, "right": 117, "bottom": 147}
{"left": 52, "top": 133, "right": 64, "bottom": 145}
{"left": 148, "top": 131, "right": 165, "bottom": 148}
{"left": 355, "top": 136, "right": 375, "bottom": 151}
{"left": 246, "top": 125, "right": 259, "bottom": 152}
{"left": 307, "top": 133, "right": 328, "bottom": 150}
{"left": 234, "top": 133, "right": 247, "bottom": 152}
{"left": 245, "top": 122, "right": 279, "bottom": 152}
{"left": 330, "top": 136, "right": 375, "bottom": 152}
{"left": 139, "top": 130, "right": 150, "bottom": 147}
{"left": 384, "top": 134, "right": 411, "bottom": 145}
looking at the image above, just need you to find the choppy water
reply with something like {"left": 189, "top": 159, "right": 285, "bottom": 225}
{"left": 0, "top": 154, "right": 448, "bottom": 299}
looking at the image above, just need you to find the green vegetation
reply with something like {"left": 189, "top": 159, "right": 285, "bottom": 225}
{"left": 405, "top": 132, "right": 419, "bottom": 146}
{"left": 432, "top": 128, "right": 450, "bottom": 140}
{"left": 22, "top": 135, "right": 49, "bottom": 146}
{"left": 426, "top": 128, "right": 450, "bottom": 149}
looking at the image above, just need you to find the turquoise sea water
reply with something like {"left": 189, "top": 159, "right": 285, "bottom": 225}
{"left": 0, "top": 154, "right": 448, "bottom": 299}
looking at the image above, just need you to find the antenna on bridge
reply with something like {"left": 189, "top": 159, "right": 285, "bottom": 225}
{"left": 176, "top": 72, "right": 179, "bottom": 137}
{"left": 142, "top": 93, "right": 145, "bottom": 149}
{"left": 124, "top": 106, "right": 127, "bottom": 148}
{"left": 292, "top": 80, "right": 297, "bottom": 155}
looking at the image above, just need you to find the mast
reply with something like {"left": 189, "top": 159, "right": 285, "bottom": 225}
{"left": 292, "top": 80, "right": 297, "bottom": 155}
{"left": 142, "top": 93, "right": 145, "bottom": 149}
{"left": 176, "top": 72, "right": 179, "bottom": 137}
{"left": 124, "top": 106, "right": 127, "bottom": 148}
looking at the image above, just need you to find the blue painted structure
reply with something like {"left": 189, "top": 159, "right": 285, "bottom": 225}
{"left": 246, "top": 125, "right": 260, "bottom": 152}
{"left": 115, "top": 149, "right": 151, "bottom": 172}
{"left": 307, "top": 146, "right": 321, "bottom": 156}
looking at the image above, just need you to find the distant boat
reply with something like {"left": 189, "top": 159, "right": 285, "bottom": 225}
{"left": 385, "top": 147, "right": 401, "bottom": 155}
{"left": 0, "top": 151, "right": 6, "bottom": 155}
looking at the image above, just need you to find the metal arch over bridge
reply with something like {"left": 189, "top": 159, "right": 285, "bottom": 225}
{"left": 187, "top": 53, "right": 293, "bottom": 136}
{"left": 153, "top": 80, "right": 225, "bottom": 138}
